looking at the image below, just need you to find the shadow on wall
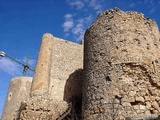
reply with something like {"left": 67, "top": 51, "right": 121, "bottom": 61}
{"left": 63, "top": 69, "right": 83, "bottom": 119}
{"left": 63, "top": 69, "right": 83, "bottom": 102}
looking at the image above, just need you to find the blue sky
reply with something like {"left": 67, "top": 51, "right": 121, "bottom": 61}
{"left": 0, "top": 0, "right": 160, "bottom": 117}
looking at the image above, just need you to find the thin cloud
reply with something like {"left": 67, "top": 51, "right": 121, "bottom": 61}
{"left": 89, "top": 0, "right": 103, "bottom": 13}
{"left": 64, "top": 33, "right": 70, "bottom": 37}
{"left": 72, "top": 16, "right": 93, "bottom": 42}
{"left": 71, "top": 19, "right": 85, "bottom": 41}
{"left": 129, "top": 3, "right": 135, "bottom": 8}
{"left": 63, "top": 0, "right": 103, "bottom": 42}
{"left": 62, "top": 14, "right": 94, "bottom": 42}
{"left": 83, "top": 0, "right": 89, "bottom": 3}
{"left": 28, "top": 59, "right": 36, "bottom": 66}
{"left": 22, "top": 57, "right": 36, "bottom": 67}
{"left": 67, "top": 0, "right": 103, "bottom": 13}
{"left": 72, "top": 15, "right": 93, "bottom": 42}
{"left": 0, "top": 57, "right": 21, "bottom": 76}
{"left": 149, "top": 7, "right": 155, "bottom": 14}
{"left": 72, "top": 24, "right": 84, "bottom": 35}
{"left": 77, "top": 31, "right": 85, "bottom": 42}
{"left": 84, "top": 14, "right": 93, "bottom": 24}
{"left": 69, "top": 1, "right": 84, "bottom": 10}
{"left": 149, "top": 0, "right": 154, "bottom": 6}
{"left": 144, "top": 0, "right": 148, "bottom": 3}
{"left": 62, "top": 14, "right": 74, "bottom": 32}
{"left": 72, "top": 23, "right": 84, "bottom": 37}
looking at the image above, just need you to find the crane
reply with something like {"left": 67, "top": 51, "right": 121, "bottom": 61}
{"left": 0, "top": 51, "right": 34, "bottom": 76}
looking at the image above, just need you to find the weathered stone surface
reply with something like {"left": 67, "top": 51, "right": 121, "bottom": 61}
{"left": 135, "top": 96, "right": 145, "bottom": 103}
{"left": 49, "top": 36, "right": 83, "bottom": 101}
{"left": 129, "top": 91, "right": 137, "bottom": 97}
{"left": 139, "top": 105, "right": 145, "bottom": 110}
{"left": 19, "top": 97, "right": 69, "bottom": 120}
{"left": 31, "top": 33, "right": 53, "bottom": 97}
{"left": 133, "top": 105, "right": 139, "bottom": 110}
{"left": 146, "top": 101, "right": 152, "bottom": 109}
{"left": 31, "top": 33, "right": 83, "bottom": 100}
{"left": 122, "top": 102, "right": 131, "bottom": 107}
{"left": 83, "top": 7, "right": 160, "bottom": 119}
{"left": 18, "top": 34, "right": 83, "bottom": 119}
{"left": 144, "top": 96, "right": 151, "bottom": 101}
{"left": 2, "top": 7, "right": 160, "bottom": 120}
{"left": 128, "top": 97, "right": 135, "bottom": 103}
{"left": 1, "top": 77, "right": 32, "bottom": 120}
{"left": 152, "top": 101, "right": 159, "bottom": 110}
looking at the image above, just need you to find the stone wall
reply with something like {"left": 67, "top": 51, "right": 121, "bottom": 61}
{"left": 30, "top": 34, "right": 53, "bottom": 98}
{"left": 2, "top": 8, "right": 160, "bottom": 120}
{"left": 83, "top": 8, "right": 160, "bottom": 120}
{"left": 1, "top": 77, "right": 32, "bottom": 120}
{"left": 18, "top": 34, "right": 83, "bottom": 120}
{"left": 49, "top": 36, "right": 83, "bottom": 101}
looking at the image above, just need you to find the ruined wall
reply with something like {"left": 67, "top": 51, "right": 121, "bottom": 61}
{"left": 83, "top": 8, "right": 160, "bottom": 120}
{"left": 19, "top": 33, "right": 83, "bottom": 119}
{"left": 1, "top": 77, "right": 32, "bottom": 120}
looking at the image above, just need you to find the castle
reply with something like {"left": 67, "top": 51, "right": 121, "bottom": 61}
{"left": 1, "top": 8, "right": 160, "bottom": 120}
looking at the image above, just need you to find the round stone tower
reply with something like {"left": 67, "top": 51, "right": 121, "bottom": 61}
{"left": 83, "top": 8, "right": 160, "bottom": 119}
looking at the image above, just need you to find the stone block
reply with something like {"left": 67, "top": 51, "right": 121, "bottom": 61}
{"left": 135, "top": 96, "right": 145, "bottom": 102}
{"left": 152, "top": 101, "right": 159, "bottom": 110}
{"left": 129, "top": 91, "right": 137, "bottom": 97}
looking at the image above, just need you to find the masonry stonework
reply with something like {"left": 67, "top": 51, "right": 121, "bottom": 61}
{"left": 1, "top": 77, "right": 32, "bottom": 120}
{"left": 49, "top": 36, "right": 83, "bottom": 101}
{"left": 1, "top": 8, "right": 160, "bottom": 120}
{"left": 31, "top": 34, "right": 53, "bottom": 98}
{"left": 83, "top": 8, "right": 160, "bottom": 119}
{"left": 18, "top": 34, "right": 83, "bottom": 119}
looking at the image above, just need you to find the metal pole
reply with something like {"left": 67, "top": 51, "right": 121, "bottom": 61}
{"left": 0, "top": 51, "right": 34, "bottom": 76}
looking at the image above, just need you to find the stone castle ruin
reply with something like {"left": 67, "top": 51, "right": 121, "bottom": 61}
{"left": 1, "top": 8, "right": 160, "bottom": 120}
